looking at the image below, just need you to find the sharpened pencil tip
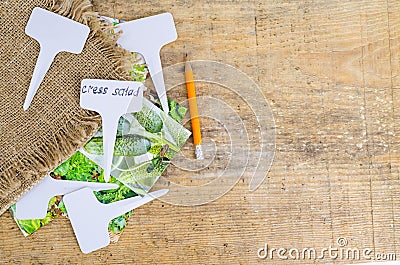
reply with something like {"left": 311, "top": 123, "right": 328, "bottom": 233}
{"left": 184, "top": 52, "right": 190, "bottom": 71}
{"left": 185, "top": 52, "right": 191, "bottom": 62}
{"left": 185, "top": 59, "right": 192, "bottom": 72}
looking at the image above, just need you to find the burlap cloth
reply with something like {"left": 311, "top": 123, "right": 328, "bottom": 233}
{"left": 0, "top": 0, "right": 130, "bottom": 214}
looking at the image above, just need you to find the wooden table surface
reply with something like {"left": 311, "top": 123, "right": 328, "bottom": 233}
{"left": 1, "top": 0, "right": 400, "bottom": 264}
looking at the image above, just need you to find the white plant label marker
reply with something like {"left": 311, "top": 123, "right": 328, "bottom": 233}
{"left": 15, "top": 175, "right": 119, "bottom": 220}
{"left": 115, "top": 13, "right": 178, "bottom": 113}
{"left": 24, "top": 7, "right": 90, "bottom": 110}
{"left": 63, "top": 188, "right": 169, "bottom": 254}
{"left": 80, "top": 79, "right": 144, "bottom": 182}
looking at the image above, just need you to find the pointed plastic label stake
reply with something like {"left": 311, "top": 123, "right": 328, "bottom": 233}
{"left": 80, "top": 79, "right": 144, "bottom": 182}
{"left": 63, "top": 188, "right": 169, "bottom": 254}
{"left": 24, "top": 7, "right": 90, "bottom": 110}
{"left": 115, "top": 13, "right": 178, "bottom": 113}
{"left": 15, "top": 176, "right": 119, "bottom": 220}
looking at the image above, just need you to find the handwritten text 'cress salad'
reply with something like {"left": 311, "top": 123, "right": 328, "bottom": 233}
{"left": 81, "top": 85, "right": 142, "bottom": 97}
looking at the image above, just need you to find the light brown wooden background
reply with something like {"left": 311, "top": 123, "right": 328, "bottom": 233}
{"left": 1, "top": 0, "right": 400, "bottom": 264}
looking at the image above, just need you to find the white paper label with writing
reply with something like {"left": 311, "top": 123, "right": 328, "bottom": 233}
{"left": 80, "top": 79, "right": 144, "bottom": 182}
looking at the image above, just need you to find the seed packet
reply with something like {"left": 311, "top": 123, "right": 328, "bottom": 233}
{"left": 9, "top": 16, "right": 190, "bottom": 243}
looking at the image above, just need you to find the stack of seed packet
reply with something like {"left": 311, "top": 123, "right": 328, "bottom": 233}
{"left": 10, "top": 16, "right": 191, "bottom": 243}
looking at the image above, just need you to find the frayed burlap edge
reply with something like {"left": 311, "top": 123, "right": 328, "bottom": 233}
{"left": 0, "top": 0, "right": 131, "bottom": 215}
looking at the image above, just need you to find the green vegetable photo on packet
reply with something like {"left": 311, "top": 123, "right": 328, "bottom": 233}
{"left": 10, "top": 91, "right": 190, "bottom": 243}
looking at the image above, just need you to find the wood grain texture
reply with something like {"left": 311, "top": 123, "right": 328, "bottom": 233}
{"left": 1, "top": 0, "right": 400, "bottom": 264}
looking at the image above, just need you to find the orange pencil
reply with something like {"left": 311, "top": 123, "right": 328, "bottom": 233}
{"left": 185, "top": 58, "right": 204, "bottom": 160}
